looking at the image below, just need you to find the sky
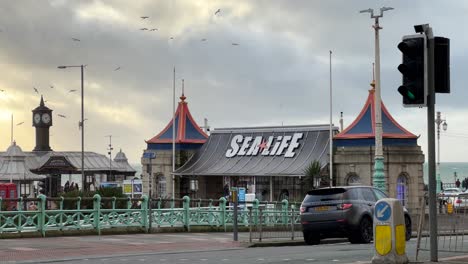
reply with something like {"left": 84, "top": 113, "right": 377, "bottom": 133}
{"left": 0, "top": 0, "right": 467, "bottom": 165}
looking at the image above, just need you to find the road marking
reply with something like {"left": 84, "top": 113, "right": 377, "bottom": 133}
{"left": 200, "top": 259, "right": 208, "bottom": 261}
{"left": 283, "top": 259, "right": 291, "bottom": 261}
{"left": 306, "top": 259, "right": 316, "bottom": 261}
{"left": 332, "top": 259, "right": 340, "bottom": 262}
{"left": 257, "top": 259, "right": 265, "bottom": 261}
{"left": 222, "top": 259, "right": 229, "bottom": 261}
{"left": 10, "top": 247, "right": 38, "bottom": 251}
{"left": 138, "top": 259, "right": 146, "bottom": 261}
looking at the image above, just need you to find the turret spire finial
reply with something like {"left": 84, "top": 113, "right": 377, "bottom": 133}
{"left": 180, "top": 79, "right": 186, "bottom": 101}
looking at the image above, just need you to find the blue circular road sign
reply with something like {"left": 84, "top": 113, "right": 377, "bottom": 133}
{"left": 375, "top": 201, "right": 392, "bottom": 222}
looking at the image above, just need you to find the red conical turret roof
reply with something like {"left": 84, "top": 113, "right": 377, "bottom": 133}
{"left": 334, "top": 89, "right": 417, "bottom": 140}
{"left": 146, "top": 93, "right": 208, "bottom": 144}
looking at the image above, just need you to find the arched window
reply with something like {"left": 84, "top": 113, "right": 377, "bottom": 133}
{"left": 346, "top": 173, "right": 361, "bottom": 186}
{"left": 397, "top": 175, "right": 409, "bottom": 206}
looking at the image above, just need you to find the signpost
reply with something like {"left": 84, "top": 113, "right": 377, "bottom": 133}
{"left": 143, "top": 151, "right": 156, "bottom": 232}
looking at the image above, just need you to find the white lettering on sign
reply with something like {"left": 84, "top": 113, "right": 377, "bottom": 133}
{"left": 225, "top": 133, "right": 303, "bottom": 158}
{"left": 225, "top": 135, "right": 243, "bottom": 158}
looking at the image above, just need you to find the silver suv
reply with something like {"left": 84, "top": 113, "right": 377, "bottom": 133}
{"left": 300, "top": 186, "right": 412, "bottom": 245}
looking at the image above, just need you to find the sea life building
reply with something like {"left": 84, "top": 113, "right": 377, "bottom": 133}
{"left": 333, "top": 86, "right": 425, "bottom": 212}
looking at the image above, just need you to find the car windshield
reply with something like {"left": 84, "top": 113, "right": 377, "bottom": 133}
{"left": 304, "top": 188, "right": 346, "bottom": 203}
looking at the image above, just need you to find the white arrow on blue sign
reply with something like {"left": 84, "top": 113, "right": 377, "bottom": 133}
{"left": 375, "top": 201, "right": 391, "bottom": 222}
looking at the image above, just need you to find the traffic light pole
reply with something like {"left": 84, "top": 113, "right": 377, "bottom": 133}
{"left": 425, "top": 26, "right": 438, "bottom": 262}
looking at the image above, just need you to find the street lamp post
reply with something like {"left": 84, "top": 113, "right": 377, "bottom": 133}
{"left": 360, "top": 7, "right": 394, "bottom": 192}
{"left": 58, "top": 65, "right": 85, "bottom": 190}
{"left": 435, "top": 111, "right": 447, "bottom": 193}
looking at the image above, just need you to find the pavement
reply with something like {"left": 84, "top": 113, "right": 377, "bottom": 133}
{"left": 0, "top": 232, "right": 467, "bottom": 263}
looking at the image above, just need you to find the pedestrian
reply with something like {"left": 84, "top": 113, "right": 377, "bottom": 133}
{"left": 64, "top": 181, "right": 70, "bottom": 192}
{"left": 456, "top": 179, "right": 461, "bottom": 188}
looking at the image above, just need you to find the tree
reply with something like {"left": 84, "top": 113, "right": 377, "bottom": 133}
{"left": 303, "top": 160, "right": 322, "bottom": 191}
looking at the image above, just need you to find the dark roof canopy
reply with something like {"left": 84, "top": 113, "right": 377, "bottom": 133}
{"left": 174, "top": 125, "right": 338, "bottom": 177}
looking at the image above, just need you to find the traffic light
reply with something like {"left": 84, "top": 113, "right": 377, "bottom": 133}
{"left": 397, "top": 34, "right": 427, "bottom": 107}
{"left": 434, "top": 37, "right": 450, "bottom": 93}
{"left": 38, "top": 178, "right": 48, "bottom": 195}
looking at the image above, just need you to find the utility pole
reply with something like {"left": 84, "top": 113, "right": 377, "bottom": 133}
{"left": 106, "top": 135, "right": 113, "bottom": 181}
{"left": 435, "top": 112, "right": 447, "bottom": 194}
{"left": 360, "top": 7, "right": 394, "bottom": 192}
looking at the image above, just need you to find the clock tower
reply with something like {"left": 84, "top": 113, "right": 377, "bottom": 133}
{"left": 32, "top": 96, "right": 53, "bottom": 151}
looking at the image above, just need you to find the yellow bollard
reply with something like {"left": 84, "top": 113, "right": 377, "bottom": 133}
{"left": 447, "top": 200, "right": 453, "bottom": 214}
{"left": 372, "top": 198, "right": 409, "bottom": 264}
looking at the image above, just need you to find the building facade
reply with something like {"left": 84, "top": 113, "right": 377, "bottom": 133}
{"left": 142, "top": 93, "right": 208, "bottom": 198}
{"left": 334, "top": 88, "right": 424, "bottom": 213}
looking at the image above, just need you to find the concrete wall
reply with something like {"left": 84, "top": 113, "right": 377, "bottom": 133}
{"left": 334, "top": 145, "right": 425, "bottom": 214}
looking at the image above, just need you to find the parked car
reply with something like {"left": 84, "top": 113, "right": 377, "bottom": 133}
{"left": 438, "top": 187, "right": 463, "bottom": 207}
{"left": 300, "top": 186, "right": 412, "bottom": 245}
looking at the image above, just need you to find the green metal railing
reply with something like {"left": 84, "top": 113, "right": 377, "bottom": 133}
{"left": 0, "top": 195, "right": 301, "bottom": 236}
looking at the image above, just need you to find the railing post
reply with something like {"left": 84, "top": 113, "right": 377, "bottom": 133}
{"left": 38, "top": 194, "right": 46, "bottom": 237}
{"left": 219, "top": 197, "right": 227, "bottom": 231}
{"left": 253, "top": 199, "right": 259, "bottom": 225}
{"left": 148, "top": 197, "right": 153, "bottom": 233}
{"left": 259, "top": 208, "right": 263, "bottom": 242}
{"left": 76, "top": 197, "right": 81, "bottom": 230}
{"left": 183, "top": 196, "right": 190, "bottom": 232}
{"left": 281, "top": 199, "right": 289, "bottom": 224}
{"left": 93, "top": 194, "right": 101, "bottom": 236}
{"left": 249, "top": 207, "right": 253, "bottom": 243}
{"left": 291, "top": 207, "right": 295, "bottom": 240}
{"left": 141, "top": 195, "right": 149, "bottom": 233}
{"left": 59, "top": 196, "right": 64, "bottom": 231}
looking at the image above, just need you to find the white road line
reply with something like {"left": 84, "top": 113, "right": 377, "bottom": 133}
{"left": 200, "top": 259, "right": 208, "bottom": 261}
{"left": 332, "top": 259, "right": 340, "bottom": 262}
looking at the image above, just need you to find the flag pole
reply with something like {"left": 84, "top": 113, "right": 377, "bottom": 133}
{"left": 172, "top": 67, "right": 176, "bottom": 199}
{"left": 329, "top": 50, "right": 333, "bottom": 187}
{"left": 11, "top": 114, "right": 13, "bottom": 144}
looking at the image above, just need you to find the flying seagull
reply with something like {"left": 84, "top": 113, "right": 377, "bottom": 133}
{"left": 58, "top": 114, "right": 66, "bottom": 118}
{"left": 69, "top": 89, "right": 77, "bottom": 93}
{"left": 50, "top": 85, "right": 54, "bottom": 89}
{"left": 16, "top": 122, "right": 24, "bottom": 126}
{"left": 33, "top": 87, "right": 39, "bottom": 94}
{"left": 72, "top": 38, "right": 81, "bottom": 41}
{"left": 150, "top": 28, "right": 158, "bottom": 31}
{"left": 114, "top": 66, "right": 121, "bottom": 71}
{"left": 170, "top": 37, "right": 174, "bottom": 40}
{"left": 232, "top": 43, "right": 239, "bottom": 46}
{"left": 141, "top": 16, "right": 149, "bottom": 19}
{"left": 0, "top": 89, "right": 4, "bottom": 92}
{"left": 140, "top": 28, "right": 148, "bottom": 31}
{"left": 201, "top": 38, "right": 207, "bottom": 41}
{"left": 215, "top": 9, "right": 221, "bottom": 15}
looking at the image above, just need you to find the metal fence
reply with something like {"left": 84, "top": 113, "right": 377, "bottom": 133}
{"left": 416, "top": 193, "right": 468, "bottom": 259}
{"left": 248, "top": 202, "right": 302, "bottom": 242}
{"left": 0, "top": 194, "right": 300, "bottom": 237}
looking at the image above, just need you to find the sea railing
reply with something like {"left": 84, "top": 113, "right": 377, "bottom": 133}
{"left": 0, "top": 195, "right": 301, "bottom": 236}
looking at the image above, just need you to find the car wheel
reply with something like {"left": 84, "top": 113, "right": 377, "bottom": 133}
{"left": 405, "top": 215, "right": 412, "bottom": 241}
{"left": 304, "top": 232, "right": 320, "bottom": 245}
{"left": 350, "top": 217, "right": 373, "bottom": 244}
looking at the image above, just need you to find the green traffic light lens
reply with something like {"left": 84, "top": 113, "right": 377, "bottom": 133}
{"left": 407, "top": 91, "right": 415, "bottom": 100}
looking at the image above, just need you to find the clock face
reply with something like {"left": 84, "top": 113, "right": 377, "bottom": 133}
{"left": 42, "top": 113, "right": 51, "bottom": 124}
{"left": 34, "top": 113, "right": 41, "bottom": 124}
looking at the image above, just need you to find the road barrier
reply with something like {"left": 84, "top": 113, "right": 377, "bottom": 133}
{"left": 0, "top": 195, "right": 300, "bottom": 237}
{"left": 416, "top": 193, "right": 468, "bottom": 259}
{"left": 248, "top": 200, "right": 302, "bottom": 242}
